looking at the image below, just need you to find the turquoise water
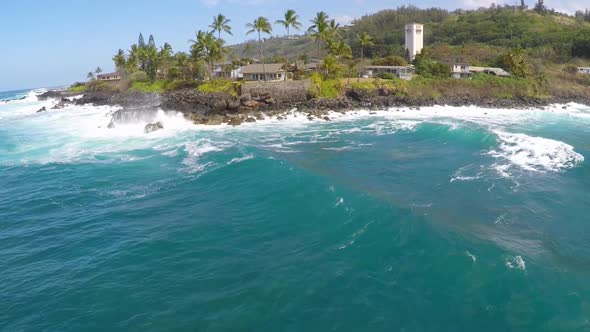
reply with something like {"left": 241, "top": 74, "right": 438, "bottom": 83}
{"left": 1, "top": 90, "right": 589, "bottom": 331}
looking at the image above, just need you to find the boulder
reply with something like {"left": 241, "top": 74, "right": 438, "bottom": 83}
{"left": 227, "top": 117, "right": 244, "bottom": 126}
{"left": 244, "top": 117, "right": 256, "bottom": 123}
{"left": 242, "top": 100, "right": 259, "bottom": 108}
{"left": 36, "top": 106, "right": 47, "bottom": 113}
{"left": 239, "top": 93, "right": 252, "bottom": 102}
{"left": 144, "top": 122, "right": 164, "bottom": 134}
{"left": 226, "top": 98, "right": 241, "bottom": 110}
{"left": 213, "top": 100, "right": 227, "bottom": 112}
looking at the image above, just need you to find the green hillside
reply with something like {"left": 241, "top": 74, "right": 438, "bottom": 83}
{"left": 230, "top": 5, "right": 590, "bottom": 64}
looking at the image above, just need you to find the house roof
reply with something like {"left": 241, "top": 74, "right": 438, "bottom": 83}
{"left": 470, "top": 66, "right": 511, "bottom": 77}
{"left": 97, "top": 72, "right": 121, "bottom": 78}
{"left": 241, "top": 63, "right": 285, "bottom": 74}
{"left": 364, "top": 66, "right": 413, "bottom": 69}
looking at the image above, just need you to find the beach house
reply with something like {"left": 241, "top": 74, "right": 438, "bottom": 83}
{"left": 97, "top": 73, "right": 122, "bottom": 81}
{"left": 363, "top": 66, "right": 414, "bottom": 80}
{"left": 450, "top": 64, "right": 511, "bottom": 79}
{"left": 241, "top": 64, "right": 289, "bottom": 82}
{"left": 577, "top": 67, "right": 590, "bottom": 75}
{"left": 450, "top": 64, "right": 474, "bottom": 79}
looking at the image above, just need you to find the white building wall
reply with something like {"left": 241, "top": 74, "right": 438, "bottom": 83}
{"left": 405, "top": 23, "right": 424, "bottom": 61}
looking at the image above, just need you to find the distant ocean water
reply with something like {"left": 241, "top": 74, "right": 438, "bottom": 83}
{"left": 1, "top": 89, "right": 589, "bottom": 331}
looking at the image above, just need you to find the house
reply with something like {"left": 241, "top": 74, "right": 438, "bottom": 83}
{"left": 577, "top": 67, "right": 590, "bottom": 75}
{"left": 469, "top": 66, "right": 511, "bottom": 77}
{"left": 241, "top": 63, "right": 289, "bottom": 81}
{"left": 364, "top": 66, "right": 415, "bottom": 80}
{"left": 449, "top": 65, "right": 511, "bottom": 79}
{"left": 97, "top": 72, "right": 122, "bottom": 81}
{"left": 451, "top": 64, "right": 474, "bottom": 79}
{"left": 295, "top": 60, "right": 320, "bottom": 73}
{"left": 405, "top": 23, "right": 424, "bottom": 61}
{"left": 214, "top": 65, "right": 243, "bottom": 80}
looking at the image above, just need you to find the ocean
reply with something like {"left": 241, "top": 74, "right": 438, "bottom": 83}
{"left": 1, "top": 89, "right": 589, "bottom": 331}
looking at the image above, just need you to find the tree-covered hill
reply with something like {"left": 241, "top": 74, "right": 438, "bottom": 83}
{"left": 230, "top": 5, "right": 590, "bottom": 63}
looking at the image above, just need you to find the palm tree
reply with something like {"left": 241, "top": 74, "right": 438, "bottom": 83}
{"left": 174, "top": 52, "right": 190, "bottom": 80}
{"left": 246, "top": 17, "right": 272, "bottom": 81}
{"left": 190, "top": 30, "right": 225, "bottom": 79}
{"left": 209, "top": 14, "right": 232, "bottom": 40}
{"left": 357, "top": 32, "right": 374, "bottom": 81}
{"left": 328, "top": 40, "right": 352, "bottom": 60}
{"left": 503, "top": 47, "right": 529, "bottom": 77}
{"left": 275, "top": 9, "right": 302, "bottom": 38}
{"left": 327, "top": 19, "right": 342, "bottom": 42}
{"left": 144, "top": 45, "right": 160, "bottom": 81}
{"left": 113, "top": 49, "right": 126, "bottom": 72}
{"left": 308, "top": 12, "right": 329, "bottom": 60}
{"left": 95, "top": 67, "right": 103, "bottom": 75}
{"left": 128, "top": 44, "right": 140, "bottom": 71}
{"left": 87, "top": 72, "right": 95, "bottom": 81}
{"left": 159, "top": 43, "right": 174, "bottom": 79}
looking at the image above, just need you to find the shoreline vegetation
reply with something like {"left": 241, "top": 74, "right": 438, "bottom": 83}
{"left": 44, "top": 4, "right": 590, "bottom": 126}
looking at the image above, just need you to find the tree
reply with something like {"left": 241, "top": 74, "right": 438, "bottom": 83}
{"left": 572, "top": 28, "right": 590, "bottom": 58}
{"left": 190, "top": 30, "right": 221, "bottom": 79}
{"left": 520, "top": 0, "right": 527, "bottom": 10}
{"left": 357, "top": 32, "right": 374, "bottom": 81}
{"left": 95, "top": 67, "right": 103, "bottom": 75}
{"left": 413, "top": 50, "right": 451, "bottom": 78}
{"left": 113, "top": 49, "right": 127, "bottom": 72}
{"left": 321, "top": 56, "right": 345, "bottom": 79}
{"left": 328, "top": 40, "right": 352, "bottom": 60}
{"left": 87, "top": 72, "right": 95, "bottom": 81}
{"left": 144, "top": 45, "right": 160, "bottom": 81}
{"left": 275, "top": 9, "right": 302, "bottom": 38}
{"left": 210, "top": 14, "right": 232, "bottom": 39}
{"left": 308, "top": 11, "right": 330, "bottom": 60}
{"left": 503, "top": 47, "right": 529, "bottom": 77}
{"left": 159, "top": 43, "right": 174, "bottom": 79}
{"left": 246, "top": 17, "right": 272, "bottom": 81}
{"left": 148, "top": 35, "right": 155, "bottom": 48}
{"left": 533, "top": 0, "right": 546, "bottom": 14}
{"left": 138, "top": 33, "right": 146, "bottom": 48}
{"left": 373, "top": 55, "right": 408, "bottom": 66}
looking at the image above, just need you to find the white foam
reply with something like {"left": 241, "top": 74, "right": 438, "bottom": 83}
{"left": 228, "top": 154, "right": 254, "bottom": 165}
{"left": 489, "top": 131, "right": 584, "bottom": 173}
{"left": 506, "top": 255, "right": 526, "bottom": 270}
{"left": 465, "top": 251, "right": 477, "bottom": 263}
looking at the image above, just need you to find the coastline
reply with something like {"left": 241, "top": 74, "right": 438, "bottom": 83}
{"left": 37, "top": 87, "right": 590, "bottom": 127}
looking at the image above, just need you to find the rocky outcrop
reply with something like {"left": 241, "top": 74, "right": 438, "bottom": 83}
{"left": 38, "top": 90, "right": 80, "bottom": 101}
{"left": 36, "top": 106, "right": 47, "bottom": 113}
{"left": 144, "top": 122, "right": 164, "bottom": 134}
{"left": 76, "top": 91, "right": 161, "bottom": 108}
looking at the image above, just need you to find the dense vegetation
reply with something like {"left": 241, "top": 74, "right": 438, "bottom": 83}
{"left": 75, "top": 2, "right": 589, "bottom": 101}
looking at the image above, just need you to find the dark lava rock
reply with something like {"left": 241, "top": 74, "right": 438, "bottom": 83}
{"left": 36, "top": 106, "right": 47, "bottom": 113}
{"left": 227, "top": 117, "right": 244, "bottom": 126}
{"left": 144, "top": 122, "right": 164, "bottom": 134}
{"left": 245, "top": 117, "right": 256, "bottom": 123}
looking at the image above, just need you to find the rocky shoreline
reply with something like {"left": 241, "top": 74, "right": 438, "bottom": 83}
{"left": 38, "top": 87, "right": 590, "bottom": 128}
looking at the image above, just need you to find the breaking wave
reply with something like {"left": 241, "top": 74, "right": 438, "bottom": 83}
{"left": 489, "top": 131, "right": 584, "bottom": 173}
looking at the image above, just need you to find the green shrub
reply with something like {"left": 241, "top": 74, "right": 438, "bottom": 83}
{"left": 376, "top": 72, "right": 397, "bottom": 80}
{"left": 130, "top": 71, "right": 149, "bottom": 82}
{"left": 197, "top": 80, "right": 241, "bottom": 96}
{"left": 68, "top": 84, "right": 88, "bottom": 93}
{"left": 308, "top": 73, "right": 343, "bottom": 99}
{"left": 166, "top": 80, "right": 200, "bottom": 91}
{"left": 129, "top": 81, "right": 167, "bottom": 93}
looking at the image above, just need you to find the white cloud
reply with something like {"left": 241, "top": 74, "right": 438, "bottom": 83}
{"left": 334, "top": 15, "right": 355, "bottom": 25}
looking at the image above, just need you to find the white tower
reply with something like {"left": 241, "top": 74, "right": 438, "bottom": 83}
{"left": 405, "top": 23, "right": 424, "bottom": 61}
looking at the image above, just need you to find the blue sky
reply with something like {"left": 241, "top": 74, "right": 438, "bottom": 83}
{"left": 0, "top": 0, "right": 585, "bottom": 91}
